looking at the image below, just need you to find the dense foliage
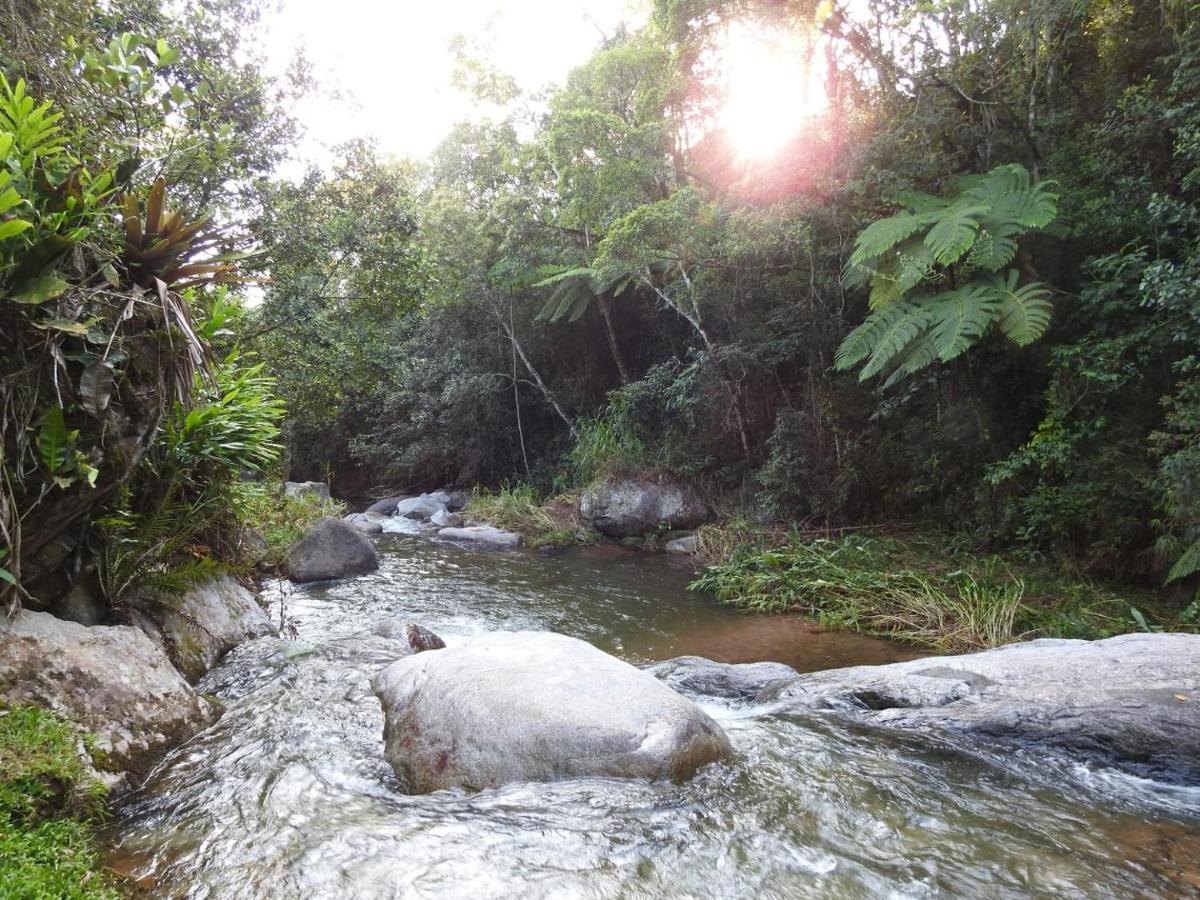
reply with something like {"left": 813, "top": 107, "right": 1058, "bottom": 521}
{"left": 244, "top": 0, "right": 1199, "bottom": 612}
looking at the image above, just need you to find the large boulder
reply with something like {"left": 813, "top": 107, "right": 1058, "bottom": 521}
{"left": 436, "top": 525, "right": 521, "bottom": 547}
{"left": 286, "top": 517, "right": 380, "bottom": 583}
{"left": 580, "top": 479, "right": 712, "bottom": 538}
{"left": 0, "top": 611, "right": 218, "bottom": 782}
{"left": 647, "top": 656, "right": 799, "bottom": 701}
{"left": 763, "top": 633, "right": 1200, "bottom": 781}
{"left": 364, "top": 495, "right": 409, "bottom": 516}
{"left": 283, "top": 480, "right": 330, "bottom": 501}
{"left": 395, "top": 494, "right": 448, "bottom": 521}
{"left": 373, "top": 631, "right": 732, "bottom": 794}
{"left": 130, "top": 574, "right": 278, "bottom": 681}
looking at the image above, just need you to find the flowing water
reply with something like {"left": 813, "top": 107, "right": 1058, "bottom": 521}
{"left": 107, "top": 527, "right": 1200, "bottom": 898}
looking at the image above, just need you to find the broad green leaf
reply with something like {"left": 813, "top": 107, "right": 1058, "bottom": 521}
{"left": 0, "top": 218, "right": 32, "bottom": 241}
{"left": 10, "top": 272, "right": 69, "bottom": 304}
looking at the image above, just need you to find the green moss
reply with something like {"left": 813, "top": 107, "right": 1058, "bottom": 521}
{"left": 530, "top": 527, "right": 577, "bottom": 551}
{"left": 0, "top": 707, "right": 122, "bottom": 899}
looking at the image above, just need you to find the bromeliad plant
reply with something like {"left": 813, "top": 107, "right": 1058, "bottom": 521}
{"left": 835, "top": 164, "right": 1059, "bottom": 385}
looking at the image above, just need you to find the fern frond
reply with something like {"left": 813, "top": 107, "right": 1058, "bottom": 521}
{"left": 860, "top": 303, "right": 931, "bottom": 380}
{"left": 924, "top": 203, "right": 986, "bottom": 265}
{"left": 991, "top": 270, "right": 1053, "bottom": 346}
{"left": 969, "top": 164, "right": 1059, "bottom": 230}
{"left": 1167, "top": 539, "right": 1200, "bottom": 583}
{"left": 883, "top": 331, "right": 940, "bottom": 386}
{"left": 927, "top": 285, "right": 1002, "bottom": 361}
{"left": 849, "top": 211, "right": 932, "bottom": 267}
{"left": 835, "top": 306, "right": 897, "bottom": 370}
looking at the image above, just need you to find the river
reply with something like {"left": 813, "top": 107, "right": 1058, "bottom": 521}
{"left": 105, "top": 527, "right": 1200, "bottom": 898}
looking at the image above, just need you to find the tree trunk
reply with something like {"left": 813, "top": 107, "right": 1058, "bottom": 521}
{"left": 596, "top": 293, "right": 632, "bottom": 384}
{"left": 487, "top": 294, "right": 576, "bottom": 438}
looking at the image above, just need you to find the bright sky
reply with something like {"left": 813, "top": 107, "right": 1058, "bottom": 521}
{"left": 261, "top": 0, "right": 648, "bottom": 167}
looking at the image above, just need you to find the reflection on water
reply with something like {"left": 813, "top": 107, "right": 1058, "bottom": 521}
{"left": 106, "top": 533, "right": 1200, "bottom": 898}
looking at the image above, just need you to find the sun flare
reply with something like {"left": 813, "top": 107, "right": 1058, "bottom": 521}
{"left": 719, "top": 23, "right": 827, "bottom": 160}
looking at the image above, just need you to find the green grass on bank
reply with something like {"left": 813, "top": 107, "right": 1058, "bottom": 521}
{"left": 0, "top": 707, "right": 121, "bottom": 899}
{"left": 690, "top": 530, "right": 1197, "bottom": 652}
{"left": 232, "top": 482, "right": 346, "bottom": 568}
{"left": 465, "top": 484, "right": 586, "bottom": 551}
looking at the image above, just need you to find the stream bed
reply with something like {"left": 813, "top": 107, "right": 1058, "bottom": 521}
{"left": 106, "top": 529, "right": 1200, "bottom": 898}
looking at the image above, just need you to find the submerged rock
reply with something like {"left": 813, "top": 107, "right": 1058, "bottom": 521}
{"left": 283, "top": 480, "right": 330, "bottom": 501}
{"left": 344, "top": 512, "right": 384, "bottom": 534}
{"left": 664, "top": 534, "right": 699, "bottom": 555}
{"left": 0, "top": 610, "right": 218, "bottom": 782}
{"left": 286, "top": 517, "right": 379, "bottom": 583}
{"left": 436, "top": 525, "right": 522, "bottom": 547}
{"left": 372, "top": 619, "right": 446, "bottom": 655}
{"left": 430, "top": 508, "right": 463, "bottom": 528}
{"left": 373, "top": 631, "right": 731, "bottom": 793}
{"left": 580, "top": 479, "right": 712, "bottom": 538}
{"left": 764, "top": 633, "right": 1200, "bottom": 781}
{"left": 130, "top": 574, "right": 278, "bottom": 682}
{"left": 647, "top": 656, "right": 799, "bottom": 700}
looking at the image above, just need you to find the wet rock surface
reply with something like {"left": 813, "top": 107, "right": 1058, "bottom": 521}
{"left": 130, "top": 574, "right": 278, "bottom": 682}
{"left": 0, "top": 610, "right": 218, "bottom": 782}
{"left": 436, "top": 524, "right": 522, "bottom": 547}
{"left": 371, "top": 619, "right": 446, "bottom": 655}
{"left": 373, "top": 631, "right": 732, "bottom": 793}
{"left": 647, "top": 655, "right": 799, "bottom": 700}
{"left": 762, "top": 633, "right": 1200, "bottom": 781}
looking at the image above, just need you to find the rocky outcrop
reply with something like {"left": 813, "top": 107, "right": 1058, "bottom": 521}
{"left": 580, "top": 479, "right": 712, "bottom": 538}
{"left": 373, "top": 631, "right": 731, "bottom": 793}
{"left": 283, "top": 480, "right": 330, "bottom": 501}
{"left": 344, "top": 512, "right": 384, "bottom": 534}
{"left": 372, "top": 619, "right": 446, "bottom": 655}
{"left": 286, "top": 517, "right": 380, "bottom": 583}
{"left": 647, "top": 656, "right": 799, "bottom": 701}
{"left": 0, "top": 610, "right": 218, "bottom": 782}
{"left": 436, "top": 525, "right": 522, "bottom": 547}
{"left": 762, "top": 633, "right": 1200, "bottom": 781}
{"left": 130, "top": 574, "right": 278, "bottom": 682}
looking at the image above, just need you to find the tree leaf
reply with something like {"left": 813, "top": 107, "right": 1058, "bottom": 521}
{"left": 0, "top": 218, "right": 32, "bottom": 241}
{"left": 80, "top": 360, "right": 115, "bottom": 418}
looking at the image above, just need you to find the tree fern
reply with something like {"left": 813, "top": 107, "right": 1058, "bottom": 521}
{"left": 837, "top": 163, "right": 1059, "bottom": 384}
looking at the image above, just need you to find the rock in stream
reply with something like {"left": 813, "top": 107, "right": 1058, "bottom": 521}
{"left": 373, "top": 631, "right": 732, "bottom": 793}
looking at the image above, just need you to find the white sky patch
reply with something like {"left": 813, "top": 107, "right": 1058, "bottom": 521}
{"left": 262, "top": 0, "right": 647, "bottom": 170}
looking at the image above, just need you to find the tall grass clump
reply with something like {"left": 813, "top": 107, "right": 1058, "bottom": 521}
{"left": 465, "top": 483, "right": 554, "bottom": 534}
{"left": 569, "top": 396, "right": 652, "bottom": 485}
{"left": 691, "top": 535, "right": 1034, "bottom": 652}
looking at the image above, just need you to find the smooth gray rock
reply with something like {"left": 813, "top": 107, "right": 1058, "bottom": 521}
{"left": 0, "top": 610, "right": 218, "bottom": 782}
{"left": 444, "top": 489, "right": 469, "bottom": 511}
{"left": 372, "top": 619, "right": 446, "bottom": 655}
{"left": 344, "top": 512, "right": 384, "bottom": 534}
{"left": 436, "top": 525, "right": 522, "bottom": 547}
{"left": 665, "top": 534, "right": 699, "bottom": 555}
{"left": 395, "top": 494, "right": 448, "bottom": 521}
{"left": 373, "top": 631, "right": 732, "bottom": 793}
{"left": 580, "top": 479, "right": 712, "bottom": 537}
{"left": 130, "top": 574, "right": 278, "bottom": 682}
{"left": 647, "top": 656, "right": 799, "bottom": 700}
{"left": 430, "top": 508, "right": 463, "bottom": 528}
{"left": 286, "top": 517, "right": 380, "bottom": 583}
{"left": 764, "top": 633, "right": 1200, "bottom": 780}
{"left": 283, "top": 480, "right": 330, "bottom": 501}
